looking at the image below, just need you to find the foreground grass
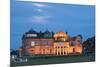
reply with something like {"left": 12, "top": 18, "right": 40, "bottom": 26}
{"left": 11, "top": 54, "right": 95, "bottom": 67}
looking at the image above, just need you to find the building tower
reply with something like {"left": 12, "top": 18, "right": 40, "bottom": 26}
{"left": 53, "top": 32, "right": 70, "bottom": 55}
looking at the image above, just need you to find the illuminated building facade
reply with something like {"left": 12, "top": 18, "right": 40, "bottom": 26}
{"left": 19, "top": 29, "right": 83, "bottom": 57}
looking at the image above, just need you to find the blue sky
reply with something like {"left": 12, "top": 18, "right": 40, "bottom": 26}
{"left": 11, "top": 0, "right": 95, "bottom": 50}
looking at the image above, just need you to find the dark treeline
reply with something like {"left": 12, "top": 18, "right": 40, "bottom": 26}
{"left": 10, "top": 49, "right": 19, "bottom": 57}
{"left": 83, "top": 36, "right": 95, "bottom": 55}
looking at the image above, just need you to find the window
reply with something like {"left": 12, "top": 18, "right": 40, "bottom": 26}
{"left": 58, "top": 46, "right": 60, "bottom": 48}
{"left": 31, "top": 42, "right": 35, "bottom": 46}
{"left": 26, "top": 34, "right": 37, "bottom": 37}
{"left": 64, "top": 38, "right": 66, "bottom": 42}
{"left": 64, "top": 46, "right": 66, "bottom": 48}
{"left": 64, "top": 52, "right": 66, "bottom": 54}
{"left": 31, "top": 50, "right": 34, "bottom": 52}
{"left": 55, "top": 47, "right": 57, "bottom": 48}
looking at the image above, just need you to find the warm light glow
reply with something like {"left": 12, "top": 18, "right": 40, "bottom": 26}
{"left": 31, "top": 41, "right": 35, "bottom": 46}
{"left": 20, "top": 31, "right": 83, "bottom": 56}
{"left": 54, "top": 32, "right": 68, "bottom": 38}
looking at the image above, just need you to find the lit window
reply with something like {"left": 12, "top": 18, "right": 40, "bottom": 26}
{"left": 31, "top": 42, "right": 35, "bottom": 46}
{"left": 26, "top": 34, "right": 37, "bottom": 37}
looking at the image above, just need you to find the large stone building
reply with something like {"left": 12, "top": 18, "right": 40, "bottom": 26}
{"left": 19, "top": 29, "right": 83, "bottom": 57}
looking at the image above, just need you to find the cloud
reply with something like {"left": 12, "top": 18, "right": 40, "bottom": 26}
{"left": 35, "top": 9, "right": 44, "bottom": 12}
{"left": 33, "top": 3, "right": 48, "bottom": 7}
{"left": 16, "top": 0, "right": 49, "bottom": 7}
{"left": 29, "top": 15, "right": 51, "bottom": 23}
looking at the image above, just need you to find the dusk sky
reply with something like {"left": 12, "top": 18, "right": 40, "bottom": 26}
{"left": 11, "top": 0, "right": 95, "bottom": 50}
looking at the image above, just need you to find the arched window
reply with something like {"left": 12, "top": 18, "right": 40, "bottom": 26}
{"left": 73, "top": 48, "right": 75, "bottom": 53}
{"left": 64, "top": 46, "right": 66, "bottom": 48}
{"left": 58, "top": 52, "right": 60, "bottom": 55}
{"left": 64, "top": 51, "right": 66, "bottom": 55}
{"left": 61, "top": 51, "right": 63, "bottom": 55}
{"left": 61, "top": 46, "right": 63, "bottom": 48}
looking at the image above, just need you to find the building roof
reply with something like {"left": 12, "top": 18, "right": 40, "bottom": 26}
{"left": 44, "top": 30, "right": 51, "bottom": 34}
{"left": 22, "top": 29, "right": 54, "bottom": 39}
{"left": 54, "top": 32, "right": 69, "bottom": 38}
{"left": 25, "top": 29, "right": 37, "bottom": 34}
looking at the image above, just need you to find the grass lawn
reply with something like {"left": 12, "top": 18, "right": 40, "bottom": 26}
{"left": 11, "top": 54, "right": 95, "bottom": 67}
